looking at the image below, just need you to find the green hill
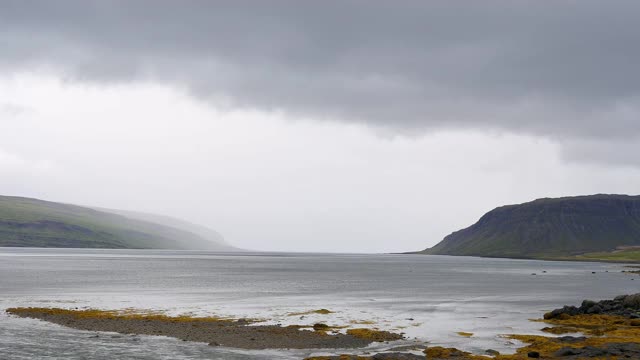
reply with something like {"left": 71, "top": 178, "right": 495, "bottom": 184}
{"left": 0, "top": 195, "right": 236, "bottom": 250}
{"left": 421, "top": 194, "right": 640, "bottom": 260}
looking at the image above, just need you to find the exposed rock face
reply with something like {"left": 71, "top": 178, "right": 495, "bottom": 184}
{"left": 423, "top": 194, "right": 640, "bottom": 258}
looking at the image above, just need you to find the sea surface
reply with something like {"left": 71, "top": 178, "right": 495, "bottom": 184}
{"left": 1, "top": 248, "right": 638, "bottom": 359}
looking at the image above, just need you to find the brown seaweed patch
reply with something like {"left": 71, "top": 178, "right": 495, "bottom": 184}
{"left": 494, "top": 313, "right": 640, "bottom": 359}
{"left": 6, "top": 307, "right": 238, "bottom": 323}
{"left": 540, "top": 326, "right": 580, "bottom": 335}
{"left": 424, "top": 346, "right": 489, "bottom": 359}
{"left": 346, "top": 328, "right": 404, "bottom": 342}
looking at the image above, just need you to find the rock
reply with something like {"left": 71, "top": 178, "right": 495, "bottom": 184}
{"left": 208, "top": 341, "right": 220, "bottom": 346}
{"left": 485, "top": 349, "right": 500, "bottom": 355}
{"left": 555, "top": 347, "right": 579, "bottom": 356}
{"left": 527, "top": 351, "right": 540, "bottom": 358}
{"left": 546, "top": 294, "right": 640, "bottom": 319}
{"left": 623, "top": 294, "right": 640, "bottom": 309}
{"left": 556, "top": 336, "right": 587, "bottom": 343}
{"left": 586, "top": 305, "right": 602, "bottom": 314}
{"left": 313, "top": 323, "right": 330, "bottom": 331}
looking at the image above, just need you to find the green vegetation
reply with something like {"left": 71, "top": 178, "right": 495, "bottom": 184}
{"left": 571, "top": 249, "right": 640, "bottom": 262}
{"left": 422, "top": 194, "right": 640, "bottom": 260}
{"left": 0, "top": 195, "right": 232, "bottom": 250}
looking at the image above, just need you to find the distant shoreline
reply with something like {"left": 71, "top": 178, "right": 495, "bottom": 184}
{"left": 403, "top": 251, "right": 640, "bottom": 264}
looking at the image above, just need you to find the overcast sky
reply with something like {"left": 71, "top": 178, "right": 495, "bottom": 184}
{"left": 1, "top": 1, "right": 640, "bottom": 252}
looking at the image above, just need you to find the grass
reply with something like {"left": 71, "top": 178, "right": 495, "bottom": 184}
{"left": 572, "top": 249, "right": 640, "bottom": 262}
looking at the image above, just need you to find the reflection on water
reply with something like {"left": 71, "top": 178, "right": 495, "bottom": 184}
{"left": 0, "top": 248, "right": 636, "bottom": 359}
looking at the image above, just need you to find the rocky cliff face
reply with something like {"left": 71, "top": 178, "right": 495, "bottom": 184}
{"left": 423, "top": 194, "right": 640, "bottom": 258}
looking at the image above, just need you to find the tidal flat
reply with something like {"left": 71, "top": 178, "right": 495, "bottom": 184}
{"left": 7, "top": 294, "right": 640, "bottom": 359}
{"left": 5, "top": 307, "right": 401, "bottom": 350}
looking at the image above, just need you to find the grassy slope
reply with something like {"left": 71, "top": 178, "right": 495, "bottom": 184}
{"left": 569, "top": 249, "right": 640, "bottom": 262}
{"left": 0, "top": 195, "right": 230, "bottom": 250}
{"left": 423, "top": 194, "right": 640, "bottom": 260}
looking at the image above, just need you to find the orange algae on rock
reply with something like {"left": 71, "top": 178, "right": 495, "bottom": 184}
{"left": 5, "top": 307, "right": 237, "bottom": 323}
{"left": 346, "top": 328, "right": 404, "bottom": 342}
{"left": 456, "top": 331, "right": 474, "bottom": 337}
{"left": 493, "top": 313, "right": 640, "bottom": 359}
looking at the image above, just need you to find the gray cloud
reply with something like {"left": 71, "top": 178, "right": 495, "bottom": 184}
{"left": 2, "top": 1, "right": 640, "bottom": 157}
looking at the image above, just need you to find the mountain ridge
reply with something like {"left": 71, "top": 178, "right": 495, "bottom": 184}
{"left": 421, "top": 194, "right": 640, "bottom": 259}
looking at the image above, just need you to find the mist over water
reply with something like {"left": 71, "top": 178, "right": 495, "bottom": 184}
{"left": 1, "top": 248, "right": 637, "bottom": 359}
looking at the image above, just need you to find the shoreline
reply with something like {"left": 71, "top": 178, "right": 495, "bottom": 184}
{"left": 403, "top": 252, "right": 640, "bottom": 265}
{"left": 7, "top": 294, "right": 640, "bottom": 359}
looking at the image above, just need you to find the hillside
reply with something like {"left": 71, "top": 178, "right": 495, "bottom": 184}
{"left": 95, "top": 207, "right": 231, "bottom": 249}
{"left": 422, "top": 194, "right": 640, "bottom": 259}
{"left": 0, "top": 195, "right": 235, "bottom": 250}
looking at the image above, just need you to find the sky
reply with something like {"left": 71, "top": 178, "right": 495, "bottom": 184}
{"left": 1, "top": 1, "right": 640, "bottom": 253}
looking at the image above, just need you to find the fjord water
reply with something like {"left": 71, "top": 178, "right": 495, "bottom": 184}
{"left": 1, "top": 248, "right": 637, "bottom": 359}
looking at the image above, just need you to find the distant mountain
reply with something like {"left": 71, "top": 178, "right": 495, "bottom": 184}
{"left": 0, "top": 195, "right": 236, "bottom": 250}
{"left": 94, "top": 207, "right": 233, "bottom": 249}
{"left": 421, "top": 194, "right": 640, "bottom": 259}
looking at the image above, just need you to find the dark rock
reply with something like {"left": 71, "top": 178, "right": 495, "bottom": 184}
{"left": 527, "top": 351, "right": 540, "bottom": 358}
{"left": 555, "top": 347, "right": 580, "bottom": 356}
{"left": 586, "top": 305, "right": 602, "bottom": 314}
{"left": 485, "top": 349, "right": 500, "bottom": 356}
{"left": 556, "top": 336, "right": 587, "bottom": 343}
{"left": 623, "top": 294, "right": 640, "bottom": 309}
{"left": 547, "top": 294, "right": 640, "bottom": 319}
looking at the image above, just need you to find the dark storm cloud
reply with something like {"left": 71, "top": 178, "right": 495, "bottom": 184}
{"left": 2, "top": 1, "right": 640, "bottom": 141}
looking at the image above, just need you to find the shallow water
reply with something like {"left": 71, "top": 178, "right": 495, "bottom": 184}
{"left": 1, "top": 248, "right": 638, "bottom": 359}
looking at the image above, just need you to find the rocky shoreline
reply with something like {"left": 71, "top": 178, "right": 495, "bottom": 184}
{"left": 309, "top": 294, "right": 640, "bottom": 359}
{"left": 7, "top": 295, "right": 640, "bottom": 359}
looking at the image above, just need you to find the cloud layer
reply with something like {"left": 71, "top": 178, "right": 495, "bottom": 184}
{"left": 2, "top": 1, "right": 640, "bottom": 146}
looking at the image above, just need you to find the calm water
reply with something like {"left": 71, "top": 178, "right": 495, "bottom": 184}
{"left": 1, "top": 248, "right": 638, "bottom": 359}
